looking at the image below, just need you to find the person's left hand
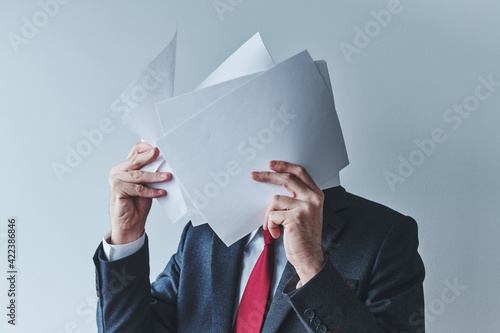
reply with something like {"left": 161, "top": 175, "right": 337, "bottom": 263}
{"left": 251, "top": 160, "right": 325, "bottom": 286}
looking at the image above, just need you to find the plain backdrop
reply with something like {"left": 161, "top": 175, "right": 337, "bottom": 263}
{"left": 1, "top": 0, "right": 499, "bottom": 332}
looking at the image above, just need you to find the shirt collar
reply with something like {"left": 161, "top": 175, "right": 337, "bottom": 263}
{"left": 245, "top": 228, "right": 261, "bottom": 247}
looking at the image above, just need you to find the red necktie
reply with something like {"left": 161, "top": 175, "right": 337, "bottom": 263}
{"left": 233, "top": 229, "right": 275, "bottom": 333}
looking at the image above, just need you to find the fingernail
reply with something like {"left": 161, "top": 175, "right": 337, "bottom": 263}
{"left": 251, "top": 171, "right": 259, "bottom": 179}
{"left": 160, "top": 173, "right": 168, "bottom": 179}
{"left": 157, "top": 190, "right": 165, "bottom": 196}
{"left": 270, "top": 160, "right": 277, "bottom": 168}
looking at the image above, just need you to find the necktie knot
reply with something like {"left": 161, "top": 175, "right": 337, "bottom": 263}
{"left": 262, "top": 229, "right": 275, "bottom": 246}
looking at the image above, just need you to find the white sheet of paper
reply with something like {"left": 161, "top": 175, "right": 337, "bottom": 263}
{"left": 158, "top": 61, "right": 341, "bottom": 190}
{"left": 155, "top": 32, "right": 276, "bottom": 225}
{"left": 196, "top": 32, "right": 274, "bottom": 90}
{"left": 156, "top": 75, "right": 264, "bottom": 225}
{"left": 157, "top": 59, "right": 341, "bottom": 205}
{"left": 313, "top": 60, "right": 343, "bottom": 189}
{"left": 157, "top": 73, "right": 260, "bottom": 135}
{"left": 158, "top": 50, "right": 348, "bottom": 245}
{"left": 112, "top": 33, "right": 177, "bottom": 145}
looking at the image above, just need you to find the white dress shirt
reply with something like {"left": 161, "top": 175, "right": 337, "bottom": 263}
{"left": 102, "top": 227, "right": 288, "bottom": 324}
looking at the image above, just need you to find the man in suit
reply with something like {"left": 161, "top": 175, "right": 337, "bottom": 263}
{"left": 94, "top": 142, "right": 425, "bottom": 332}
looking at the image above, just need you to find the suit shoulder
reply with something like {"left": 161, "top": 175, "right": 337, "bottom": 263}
{"left": 346, "top": 192, "right": 406, "bottom": 217}
{"left": 182, "top": 222, "right": 215, "bottom": 246}
{"left": 339, "top": 191, "right": 418, "bottom": 234}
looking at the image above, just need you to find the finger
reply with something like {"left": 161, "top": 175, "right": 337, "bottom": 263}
{"left": 269, "top": 194, "right": 300, "bottom": 210}
{"left": 114, "top": 182, "right": 166, "bottom": 199}
{"left": 115, "top": 170, "right": 171, "bottom": 184}
{"left": 122, "top": 145, "right": 160, "bottom": 171}
{"left": 126, "top": 142, "right": 154, "bottom": 159}
{"left": 263, "top": 195, "right": 299, "bottom": 236}
{"left": 269, "top": 160, "right": 322, "bottom": 195}
{"left": 267, "top": 210, "right": 289, "bottom": 239}
{"left": 251, "top": 171, "right": 310, "bottom": 199}
{"left": 264, "top": 194, "right": 300, "bottom": 225}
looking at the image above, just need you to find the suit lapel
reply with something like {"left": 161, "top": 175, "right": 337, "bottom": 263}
{"left": 262, "top": 186, "right": 349, "bottom": 332}
{"left": 210, "top": 233, "right": 247, "bottom": 332}
{"left": 321, "top": 186, "right": 348, "bottom": 255}
{"left": 261, "top": 261, "right": 295, "bottom": 333}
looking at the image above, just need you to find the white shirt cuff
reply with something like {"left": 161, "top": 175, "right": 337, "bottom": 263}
{"left": 102, "top": 230, "right": 146, "bottom": 261}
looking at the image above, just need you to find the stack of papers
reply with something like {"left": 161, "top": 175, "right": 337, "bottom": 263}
{"left": 110, "top": 32, "right": 348, "bottom": 246}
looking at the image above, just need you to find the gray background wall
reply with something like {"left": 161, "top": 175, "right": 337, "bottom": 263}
{"left": 1, "top": 0, "right": 498, "bottom": 332}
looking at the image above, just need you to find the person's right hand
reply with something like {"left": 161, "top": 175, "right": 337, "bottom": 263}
{"left": 108, "top": 142, "right": 170, "bottom": 244}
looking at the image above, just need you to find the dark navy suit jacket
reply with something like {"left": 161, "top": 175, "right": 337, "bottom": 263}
{"left": 93, "top": 186, "right": 425, "bottom": 332}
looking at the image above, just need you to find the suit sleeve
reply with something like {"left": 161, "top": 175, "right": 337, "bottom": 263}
{"left": 93, "top": 223, "right": 191, "bottom": 333}
{"left": 282, "top": 216, "right": 426, "bottom": 333}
